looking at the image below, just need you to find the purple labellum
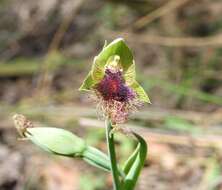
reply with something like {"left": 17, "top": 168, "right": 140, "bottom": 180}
{"left": 94, "top": 68, "right": 140, "bottom": 124}
{"left": 96, "top": 69, "right": 135, "bottom": 102}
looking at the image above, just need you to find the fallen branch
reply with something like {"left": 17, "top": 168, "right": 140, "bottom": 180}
{"left": 0, "top": 60, "right": 40, "bottom": 77}
{"left": 133, "top": 0, "right": 190, "bottom": 29}
{"left": 105, "top": 30, "right": 222, "bottom": 47}
{"left": 36, "top": 0, "right": 84, "bottom": 98}
{"left": 1, "top": 105, "right": 221, "bottom": 128}
{"left": 79, "top": 118, "right": 222, "bottom": 149}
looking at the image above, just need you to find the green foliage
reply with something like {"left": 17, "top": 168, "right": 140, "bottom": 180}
{"left": 0, "top": 58, "right": 40, "bottom": 76}
{"left": 203, "top": 158, "right": 221, "bottom": 190}
{"left": 97, "top": 3, "right": 132, "bottom": 29}
{"left": 122, "top": 144, "right": 140, "bottom": 175}
{"left": 164, "top": 116, "right": 202, "bottom": 134}
{"left": 0, "top": 53, "right": 84, "bottom": 77}
{"left": 122, "top": 133, "right": 147, "bottom": 190}
{"left": 142, "top": 77, "right": 222, "bottom": 105}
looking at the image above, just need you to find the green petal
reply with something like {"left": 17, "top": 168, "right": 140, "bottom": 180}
{"left": 80, "top": 38, "right": 135, "bottom": 90}
{"left": 124, "top": 61, "right": 136, "bottom": 86}
{"left": 130, "top": 81, "right": 151, "bottom": 103}
{"left": 91, "top": 57, "right": 105, "bottom": 83}
{"left": 92, "top": 38, "right": 134, "bottom": 74}
{"left": 79, "top": 71, "right": 95, "bottom": 91}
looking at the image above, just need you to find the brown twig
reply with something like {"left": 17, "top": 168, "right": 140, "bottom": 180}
{"left": 2, "top": 105, "right": 221, "bottom": 128}
{"left": 79, "top": 117, "right": 222, "bottom": 149}
{"left": 105, "top": 30, "right": 222, "bottom": 47}
{"left": 133, "top": 0, "right": 190, "bottom": 29}
{"left": 35, "top": 0, "right": 84, "bottom": 99}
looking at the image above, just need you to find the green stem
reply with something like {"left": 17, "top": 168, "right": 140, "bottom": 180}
{"left": 105, "top": 119, "right": 121, "bottom": 190}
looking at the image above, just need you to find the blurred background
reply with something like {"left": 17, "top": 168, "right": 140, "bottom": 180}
{"left": 0, "top": 0, "right": 222, "bottom": 189}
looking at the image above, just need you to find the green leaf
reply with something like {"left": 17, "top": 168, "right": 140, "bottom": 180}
{"left": 122, "top": 143, "right": 140, "bottom": 175}
{"left": 130, "top": 81, "right": 150, "bottom": 103}
{"left": 123, "top": 132, "right": 147, "bottom": 190}
{"left": 26, "top": 127, "right": 86, "bottom": 156}
{"left": 164, "top": 116, "right": 201, "bottom": 134}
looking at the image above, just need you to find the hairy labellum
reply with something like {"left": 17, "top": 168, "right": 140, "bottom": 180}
{"left": 95, "top": 69, "right": 140, "bottom": 124}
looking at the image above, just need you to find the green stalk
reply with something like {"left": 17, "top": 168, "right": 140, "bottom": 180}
{"left": 105, "top": 119, "right": 121, "bottom": 190}
{"left": 82, "top": 146, "right": 111, "bottom": 172}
